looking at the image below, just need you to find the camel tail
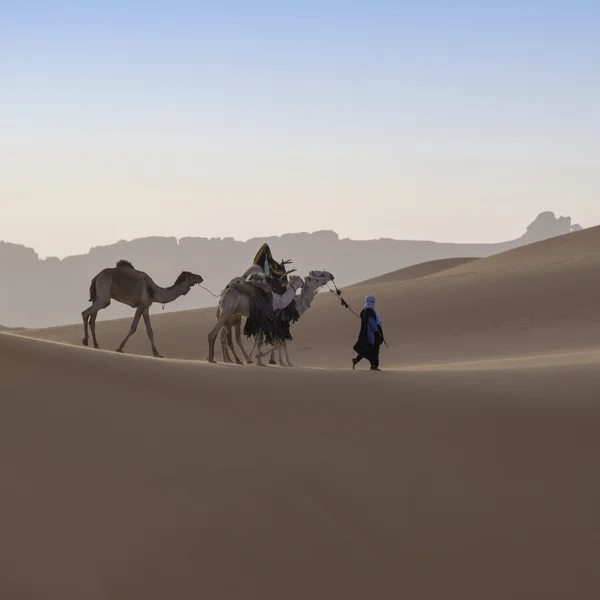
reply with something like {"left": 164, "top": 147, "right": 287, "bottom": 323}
{"left": 88, "top": 275, "right": 98, "bottom": 303}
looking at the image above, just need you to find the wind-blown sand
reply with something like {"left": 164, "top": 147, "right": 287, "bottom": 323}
{"left": 3, "top": 226, "right": 600, "bottom": 598}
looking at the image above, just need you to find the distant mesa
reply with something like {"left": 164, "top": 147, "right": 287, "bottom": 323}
{"left": 0, "top": 211, "right": 587, "bottom": 329}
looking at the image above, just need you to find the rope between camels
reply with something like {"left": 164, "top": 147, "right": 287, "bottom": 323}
{"left": 199, "top": 284, "right": 221, "bottom": 298}
{"left": 158, "top": 284, "right": 220, "bottom": 310}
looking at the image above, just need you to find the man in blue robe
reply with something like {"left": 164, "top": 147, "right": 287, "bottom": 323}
{"left": 352, "top": 295, "right": 384, "bottom": 371}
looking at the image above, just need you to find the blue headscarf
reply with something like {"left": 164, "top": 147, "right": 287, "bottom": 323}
{"left": 364, "top": 295, "right": 383, "bottom": 327}
{"left": 363, "top": 295, "right": 383, "bottom": 345}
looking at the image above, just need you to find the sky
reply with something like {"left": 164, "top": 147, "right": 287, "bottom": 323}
{"left": 1, "top": 0, "right": 599, "bottom": 258}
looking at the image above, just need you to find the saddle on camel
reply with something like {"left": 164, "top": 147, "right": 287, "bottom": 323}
{"left": 252, "top": 243, "right": 294, "bottom": 292}
{"left": 242, "top": 243, "right": 301, "bottom": 343}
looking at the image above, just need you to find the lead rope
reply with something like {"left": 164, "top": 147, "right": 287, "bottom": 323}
{"left": 326, "top": 281, "right": 388, "bottom": 347}
{"left": 327, "top": 281, "right": 361, "bottom": 318}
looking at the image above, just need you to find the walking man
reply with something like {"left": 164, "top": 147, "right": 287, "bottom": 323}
{"left": 352, "top": 295, "right": 384, "bottom": 371}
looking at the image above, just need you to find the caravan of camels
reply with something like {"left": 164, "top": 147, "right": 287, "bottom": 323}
{"left": 82, "top": 243, "right": 335, "bottom": 366}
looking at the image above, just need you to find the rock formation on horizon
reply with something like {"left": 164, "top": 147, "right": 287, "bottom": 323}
{"left": 520, "top": 211, "right": 582, "bottom": 243}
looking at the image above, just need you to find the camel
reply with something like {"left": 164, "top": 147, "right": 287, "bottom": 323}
{"left": 207, "top": 272, "right": 304, "bottom": 365}
{"left": 82, "top": 260, "right": 203, "bottom": 357}
{"left": 215, "top": 265, "right": 279, "bottom": 364}
{"left": 219, "top": 270, "right": 335, "bottom": 367}
{"left": 261, "top": 270, "right": 334, "bottom": 366}
{"left": 250, "top": 270, "right": 335, "bottom": 366}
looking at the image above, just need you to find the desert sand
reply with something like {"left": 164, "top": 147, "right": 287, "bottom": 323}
{"left": 2, "top": 226, "right": 600, "bottom": 598}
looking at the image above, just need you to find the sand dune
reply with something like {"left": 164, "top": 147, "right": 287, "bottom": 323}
{"left": 2, "top": 332, "right": 600, "bottom": 599}
{"left": 3, "top": 225, "right": 600, "bottom": 598}
{"left": 349, "top": 256, "right": 478, "bottom": 287}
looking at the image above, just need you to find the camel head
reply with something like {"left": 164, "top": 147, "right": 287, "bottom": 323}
{"left": 300, "top": 270, "right": 334, "bottom": 297}
{"left": 174, "top": 271, "right": 204, "bottom": 295}
{"left": 287, "top": 274, "right": 304, "bottom": 292}
{"left": 307, "top": 270, "right": 334, "bottom": 285}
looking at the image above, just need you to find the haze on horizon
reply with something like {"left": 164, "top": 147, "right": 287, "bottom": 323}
{"left": 2, "top": 1, "right": 599, "bottom": 259}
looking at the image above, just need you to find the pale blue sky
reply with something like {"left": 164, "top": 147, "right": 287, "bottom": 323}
{"left": 1, "top": 1, "right": 599, "bottom": 258}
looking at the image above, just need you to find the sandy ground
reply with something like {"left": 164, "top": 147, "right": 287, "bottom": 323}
{"left": 2, "top": 226, "right": 600, "bottom": 598}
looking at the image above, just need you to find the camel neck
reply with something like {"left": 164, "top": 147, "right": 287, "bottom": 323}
{"left": 153, "top": 282, "right": 189, "bottom": 304}
{"left": 295, "top": 287, "right": 319, "bottom": 316}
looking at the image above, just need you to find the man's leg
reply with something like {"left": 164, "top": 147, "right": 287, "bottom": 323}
{"left": 352, "top": 352, "right": 365, "bottom": 369}
{"left": 368, "top": 347, "right": 380, "bottom": 370}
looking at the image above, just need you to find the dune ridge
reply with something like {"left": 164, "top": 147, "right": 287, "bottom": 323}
{"left": 347, "top": 256, "right": 478, "bottom": 287}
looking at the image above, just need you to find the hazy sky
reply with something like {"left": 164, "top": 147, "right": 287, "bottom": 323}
{"left": 2, "top": 0, "right": 599, "bottom": 258}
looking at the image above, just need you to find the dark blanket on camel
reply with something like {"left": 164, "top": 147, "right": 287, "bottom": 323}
{"left": 244, "top": 300, "right": 300, "bottom": 343}
{"left": 235, "top": 285, "right": 290, "bottom": 346}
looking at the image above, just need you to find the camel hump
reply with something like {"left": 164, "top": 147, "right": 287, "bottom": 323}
{"left": 116, "top": 259, "right": 135, "bottom": 269}
{"left": 230, "top": 280, "right": 271, "bottom": 296}
{"left": 242, "top": 265, "right": 263, "bottom": 278}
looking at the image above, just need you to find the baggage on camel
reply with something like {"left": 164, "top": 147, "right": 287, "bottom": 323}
{"left": 242, "top": 243, "right": 300, "bottom": 341}
{"left": 252, "top": 243, "right": 296, "bottom": 294}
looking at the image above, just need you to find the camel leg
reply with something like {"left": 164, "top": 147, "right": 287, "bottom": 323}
{"left": 82, "top": 299, "right": 109, "bottom": 348}
{"left": 246, "top": 335, "right": 259, "bottom": 364}
{"left": 233, "top": 318, "right": 250, "bottom": 363}
{"left": 254, "top": 336, "right": 266, "bottom": 367}
{"left": 226, "top": 325, "right": 244, "bottom": 365}
{"left": 222, "top": 324, "right": 243, "bottom": 365}
{"left": 269, "top": 343, "right": 286, "bottom": 367}
{"left": 89, "top": 313, "right": 100, "bottom": 349}
{"left": 142, "top": 308, "right": 163, "bottom": 358}
{"left": 256, "top": 344, "right": 276, "bottom": 361}
{"left": 220, "top": 327, "right": 234, "bottom": 364}
{"left": 208, "top": 313, "right": 230, "bottom": 363}
{"left": 247, "top": 334, "right": 265, "bottom": 366}
{"left": 223, "top": 319, "right": 245, "bottom": 364}
{"left": 277, "top": 343, "right": 287, "bottom": 366}
{"left": 250, "top": 337, "right": 273, "bottom": 364}
{"left": 116, "top": 306, "right": 144, "bottom": 354}
{"left": 257, "top": 345, "right": 275, "bottom": 359}
{"left": 282, "top": 342, "right": 295, "bottom": 367}
{"left": 82, "top": 311, "right": 91, "bottom": 347}
{"left": 246, "top": 337, "right": 255, "bottom": 363}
